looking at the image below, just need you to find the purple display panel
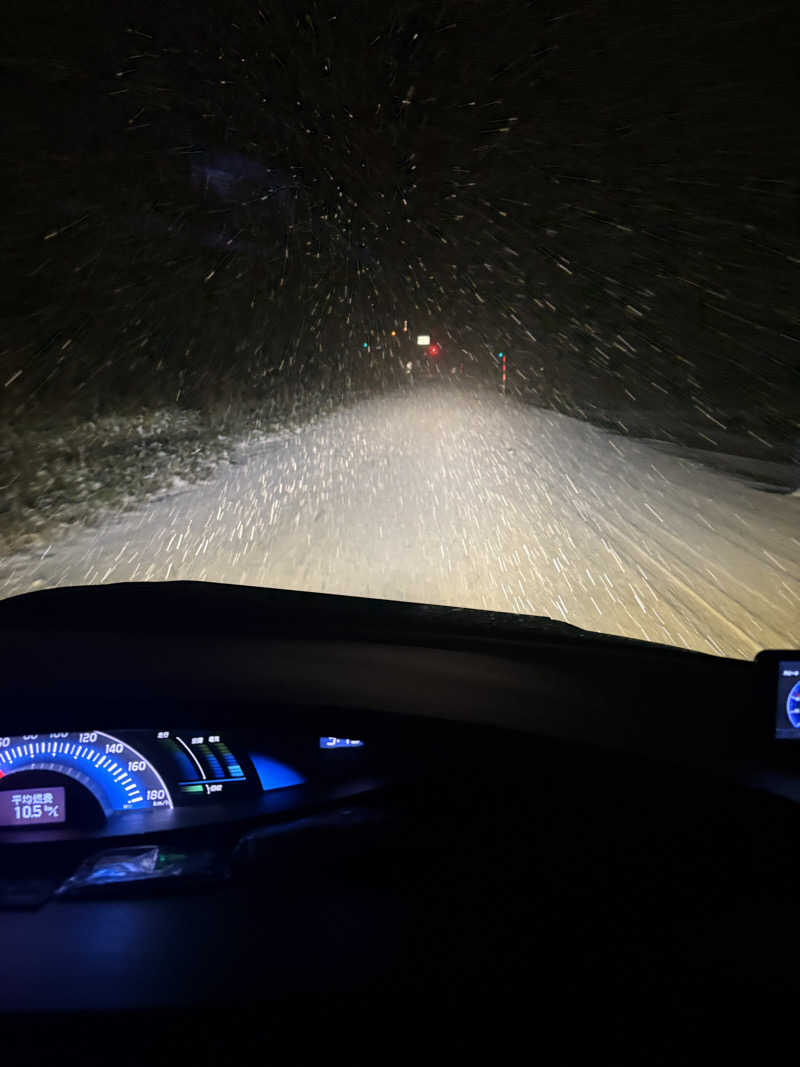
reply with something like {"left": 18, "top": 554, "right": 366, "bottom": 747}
{"left": 0, "top": 785, "right": 66, "bottom": 826}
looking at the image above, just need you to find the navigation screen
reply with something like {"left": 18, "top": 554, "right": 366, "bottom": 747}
{"left": 0, "top": 786, "right": 66, "bottom": 826}
{"left": 775, "top": 661, "right": 800, "bottom": 740}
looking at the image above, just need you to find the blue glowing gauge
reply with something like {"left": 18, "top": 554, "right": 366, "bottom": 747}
{"left": 787, "top": 682, "right": 800, "bottom": 729}
{"left": 0, "top": 732, "right": 172, "bottom": 814}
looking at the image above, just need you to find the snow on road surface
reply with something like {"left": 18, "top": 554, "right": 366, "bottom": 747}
{"left": 1, "top": 386, "right": 797, "bottom": 658}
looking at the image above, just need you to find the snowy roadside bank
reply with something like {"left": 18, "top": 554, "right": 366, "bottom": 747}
{"left": 0, "top": 385, "right": 391, "bottom": 558}
{"left": 514, "top": 388, "right": 799, "bottom": 494}
{"left": 0, "top": 408, "right": 286, "bottom": 557}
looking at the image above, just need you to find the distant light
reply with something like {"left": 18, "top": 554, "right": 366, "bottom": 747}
{"left": 498, "top": 351, "right": 504, "bottom": 358}
{"left": 391, "top": 330, "right": 396, "bottom": 336}
{"left": 363, "top": 341, "right": 368, "bottom": 348}
{"left": 428, "top": 343, "right": 440, "bottom": 357}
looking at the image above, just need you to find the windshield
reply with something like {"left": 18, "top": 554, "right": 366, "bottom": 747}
{"left": 2, "top": 0, "right": 798, "bottom": 658}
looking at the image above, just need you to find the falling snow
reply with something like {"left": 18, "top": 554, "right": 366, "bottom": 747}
{"left": 2, "top": 385, "right": 798, "bottom": 658}
{"left": 1, "top": 0, "right": 799, "bottom": 653}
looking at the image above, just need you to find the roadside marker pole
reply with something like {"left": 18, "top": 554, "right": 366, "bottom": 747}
{"left": 497, "top": 351, "right": 507, "bottom": 395}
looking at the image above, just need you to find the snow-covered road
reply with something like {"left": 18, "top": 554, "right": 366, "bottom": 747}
{"left": 2, "top": 386, "right": 798, "bottom": 658}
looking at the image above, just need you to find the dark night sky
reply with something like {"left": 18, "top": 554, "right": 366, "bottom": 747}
{"left": 2, "top": 0, "right": 798, "bottom": 430}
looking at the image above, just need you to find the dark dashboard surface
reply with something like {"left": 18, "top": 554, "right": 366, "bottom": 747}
{"left": 1, "top": 582, "right": 798, "bottom": 1063}
{"left": 0, "top": 579, "right": 757, "bottom": 759}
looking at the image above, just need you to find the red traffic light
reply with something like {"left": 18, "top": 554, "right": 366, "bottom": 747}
{"left": 428, "top": 343, "right": 441, "bottom": 357}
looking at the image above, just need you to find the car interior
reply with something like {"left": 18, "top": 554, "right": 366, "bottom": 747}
{"left": 1, "top": 580, "right": 798, "bottom": 1063}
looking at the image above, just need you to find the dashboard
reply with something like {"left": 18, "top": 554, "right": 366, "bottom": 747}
{"left": 0, "top": 726, "right": 371, "bottom": 845}
{"left": 3, "top": 645, "right": 796, "bottom": 846}
{"left": 1, "top": 583, "right": 799, "bottom": 1064}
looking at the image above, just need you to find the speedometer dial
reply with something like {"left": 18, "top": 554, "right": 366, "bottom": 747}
{"left": 0, "top": 732, "right": 173, "bottom": 814}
